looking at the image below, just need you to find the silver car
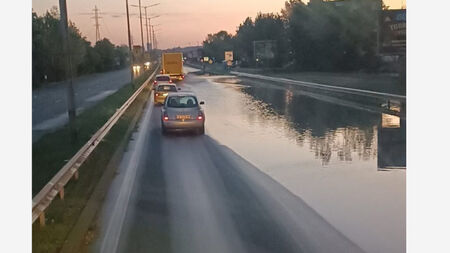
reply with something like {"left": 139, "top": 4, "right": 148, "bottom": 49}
{"left": 161, "top": 92, "right": 205, "bottom": 135}
{"left": 153, "top": 74, "right": 172, "bottom": 90}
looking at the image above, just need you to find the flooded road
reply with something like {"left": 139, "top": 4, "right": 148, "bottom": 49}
{"left": 95, "top": 67, "right": 405, "bottom": 253}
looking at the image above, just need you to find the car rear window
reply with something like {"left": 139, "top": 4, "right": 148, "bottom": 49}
{"left": 157, "top": 85, "right": 177, "bottom": 92}
{"left": 156, "top": 76, "right": 170, "bottom": 82}
{"left": 167, "top": 96, "right": 198, "bottom": 108}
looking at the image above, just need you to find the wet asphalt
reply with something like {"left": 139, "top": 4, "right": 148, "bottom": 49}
{"left": 32, "top": 68, "right": 130, "bottom": 141}
{"left": 98, "top": 73, "right": 366, "bottom": 253}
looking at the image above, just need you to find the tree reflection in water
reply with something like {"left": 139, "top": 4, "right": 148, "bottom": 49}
{"left": 239, "top": 84, "right": 383, "bottom": 166}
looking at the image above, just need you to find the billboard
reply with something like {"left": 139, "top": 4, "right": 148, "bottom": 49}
{"left": 379, "top": 9, "right": 406, "bottom": 54}
{"left": 225, "top": 51, "right": 233, "bottom": 62}
{"left": 253, "top": 40, "right": 276, "bottom": 60}
{"left": 377, "top": 120, "right": 406, "bottom": 169}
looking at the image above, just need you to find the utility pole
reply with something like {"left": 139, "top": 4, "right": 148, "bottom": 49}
{"left": 147, "top": 15, "right": 160, "bottom": 50}
{"left": 148, "top": 18, "right": 153, "bottom": 50}
{"left": 93, "top": 5, "right": 101, "bottom": 42}
{"left": 144, "top": 7, "right": 149, "bottom": 51}
{"left": 138, "top": 0, "right": 144, "bottom": 51}
{"left": 58, "top": 0, "right": 77, "bottom": 141}
{"left": 151, "top": 25, "right": 156, "bottom": 49}
{"left": 131, "top": 3, "right": 160, "bottom": 52}
{"left": 376, "top": 0, "right": 381, "bottom": 55}
{"left": 126, "top": 0, "right": 134, "bottom": 82}
{"left": 151, "top": 24, "right": 161, "bottom": 49}
{"left": 154, "top": 31, "right": 158, "bottom": 49}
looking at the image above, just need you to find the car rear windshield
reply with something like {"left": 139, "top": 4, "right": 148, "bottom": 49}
{"left": 157, "top": 85, "right": 177, "bottom": 92}
{"left": 156, "top": 76, "right": 170, "bottom": 82}
{"left": 167, "top": 96, "right": 198, "bottom": 108}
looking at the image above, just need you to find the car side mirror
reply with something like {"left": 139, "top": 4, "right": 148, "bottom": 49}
{"left": 178, "top": 88, "right": 181, "bottom": 90}
{"left": 199, "top": 101, "right": 205, "bottom": 105}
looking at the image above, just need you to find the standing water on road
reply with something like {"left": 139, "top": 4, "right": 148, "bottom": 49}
{"left": 184, "top": 69, "right": 406, "bottom": 253}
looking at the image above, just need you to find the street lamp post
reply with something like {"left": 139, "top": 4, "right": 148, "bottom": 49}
{"left": 151, "top": 25, "right": 161, "bottom": 49}
{"left": 138, "top": 0, "right": 144, "bottom": 50}
{"left": 152, "top": 26, "right": 162, "bottom": 49}
{"left": 126, "top": 0, "right": 134, "bottom": 82}
{"left": 144, "top": 7, "right": 149, "bottom": 51}
{"left": 131, "top": 3, "right": 160, "bottom": 52}
{"left": 147, "top": 15, "right": 160, "bottom": 50}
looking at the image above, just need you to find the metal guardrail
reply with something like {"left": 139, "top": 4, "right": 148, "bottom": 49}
{"left": 32, "top": 64, "right": 160, "bottom": 226}
{"left": 230, "top": 71, "right": 406, "bottom": 101}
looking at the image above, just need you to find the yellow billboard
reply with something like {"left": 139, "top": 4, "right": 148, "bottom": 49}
{"left": 225, "top": 51, "right": 233, "bottom": 62}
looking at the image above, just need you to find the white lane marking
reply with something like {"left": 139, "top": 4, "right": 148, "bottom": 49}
{"left": 231, "top": 71, "right": 406, "bottom": 100}
{"left": 99, "top": 95, "right": 154, "bottom": 253}
{"left": 33, "top": 113, "right": 68, "bottom": 131}
{"left": 85, "top": 90, "right": 117, "bottom": 103}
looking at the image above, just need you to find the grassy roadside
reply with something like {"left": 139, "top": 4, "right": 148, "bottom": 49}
{"left": 32, "top": 65, "right": 158, "bottom": 253}
{"left": 32, "top": 67, "right": 154, "bottom": 196}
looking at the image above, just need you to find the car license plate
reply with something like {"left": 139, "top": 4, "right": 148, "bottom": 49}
{"left": 176, "top": 115, "right": 191, "bottom": 120}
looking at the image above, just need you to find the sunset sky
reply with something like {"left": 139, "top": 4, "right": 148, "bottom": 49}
{"left": 32, "top": 0, "right": 405, "bottom": 49}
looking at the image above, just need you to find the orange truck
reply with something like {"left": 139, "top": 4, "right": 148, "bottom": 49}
{"left": 162, "top": 52, "right": 184, "bottom": 81}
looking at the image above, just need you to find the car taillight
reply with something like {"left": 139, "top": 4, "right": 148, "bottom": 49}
{"left": 163, "top": 112, "right": 169, "bottom": 121}
{"left": 155, "top": 93, "right": 159, "bottom": 96}
{"left": 182, "top": 75, "right": 185, "bottom": 79}
{"left": 153, "top": 80, "right": 157, "bottom": 84}
{"left": 197, "top": 112, "right": 204, "bottom": 120}
{"left": 169, "top": 80, "right": 172, "bottom": 83}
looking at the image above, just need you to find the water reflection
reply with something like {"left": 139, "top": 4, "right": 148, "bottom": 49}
{"left": 378, "top": 101, "right": 406, "bottom": 169}
{"left": 237, "top": 82, "right": 405, "bottom": 169}
{"left": 199, "top": 76, "right": 405, "bottom": 252}
{"left": 307, "top": 127, "right": 377, "bottom": 166}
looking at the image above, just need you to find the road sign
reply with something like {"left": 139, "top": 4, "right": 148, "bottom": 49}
{"left": 225, "top": 51, "right": 233, "bottom": 61}
{"left": 379, "top": 9, "right": 406, "bottom": 54}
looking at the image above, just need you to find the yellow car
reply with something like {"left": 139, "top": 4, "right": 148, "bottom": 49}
{"left": 154, "top": 84, "right": 178, "bottom": 105}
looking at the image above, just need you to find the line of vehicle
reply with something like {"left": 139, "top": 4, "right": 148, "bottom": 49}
{"left": 230, "top": 71, "right": 406, "bottom": 101}
{"left": 32, "top": 64, "right": 160, "bottom": 225}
